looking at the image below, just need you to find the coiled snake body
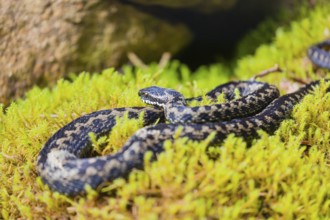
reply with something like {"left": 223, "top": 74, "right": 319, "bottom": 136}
{"left": 37, "top": 79, "right": 329, "bottom": 196}
{"left": 308, "top": 40, "right": 330, "bottom": 69}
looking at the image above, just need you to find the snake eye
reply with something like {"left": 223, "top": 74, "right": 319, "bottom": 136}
{"left": 138, "top": 90, "right": 146, "bottom": 96}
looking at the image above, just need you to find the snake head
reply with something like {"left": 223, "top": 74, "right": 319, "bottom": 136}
{"left": 139, "top": 86, "right": 186, "bottom": 107}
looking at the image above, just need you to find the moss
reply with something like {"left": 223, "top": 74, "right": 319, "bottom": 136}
{"left": 235, "top": 1, "right": 330, "bottom": 81}
{"left": 1, "top": 2, "right": 330, "bottom": 220}
{"left": 235, "top": 0, "right": 326, "bottom": 58}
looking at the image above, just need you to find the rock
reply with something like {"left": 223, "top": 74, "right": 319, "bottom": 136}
{"left": 0, "top": 0, "right": 191, "bottom": 105}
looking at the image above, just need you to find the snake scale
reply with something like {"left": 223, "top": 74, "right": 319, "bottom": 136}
{"left": 37, "top": 42, "right": 330, "bottom": 196}
{"left": 308, "top": 40, "right": 330, "bottom": 69}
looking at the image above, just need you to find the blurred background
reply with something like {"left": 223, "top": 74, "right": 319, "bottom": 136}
{"left": 0, "top": 0, "right": 311, "bottom": 105}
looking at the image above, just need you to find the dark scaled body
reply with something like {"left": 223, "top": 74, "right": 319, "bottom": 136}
{"left": 37, "top": 80, "right": 329, "bottom": 196}
{"left": 36, "top": 107, "right": 165, "bottom": 195}
{"left": 163, "top": 81, "right": 279, "bottom": 123}
{"left": 308, "top": 40, "right": 330, "bottom": 69}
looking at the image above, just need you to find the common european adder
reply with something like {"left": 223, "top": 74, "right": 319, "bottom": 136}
{"left": 37, "top": 78, "right": 329, "bottom": 196}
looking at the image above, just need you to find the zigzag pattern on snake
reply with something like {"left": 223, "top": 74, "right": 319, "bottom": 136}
{"left": 37, "top": 79, "right": 329, "bottom": 196}
{"left": 308, "top": 40, "right": 330, "bottom": 69}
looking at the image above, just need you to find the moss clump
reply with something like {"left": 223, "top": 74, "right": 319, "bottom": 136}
{"left": 1, "top": 3, "right": 330, "bottom": 220}
{"left": 235, "top": 2, "right": 330, "bottom": 81}
{"left": 235, "top": 0, "right": 329, "bottom": 58}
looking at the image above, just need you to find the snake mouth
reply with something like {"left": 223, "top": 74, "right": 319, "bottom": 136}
{"left": 141, "top": 97, "right": 165, "bottom": 108}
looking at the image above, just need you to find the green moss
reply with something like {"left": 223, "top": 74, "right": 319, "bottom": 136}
{"left": 1, "top": 2, "right": 330, "bottom": 220}
{"left": 235, "top": 0, "right": 328, "bottom": 58}
{"left": 235, "top": 1, "right": 330, "bottom": 81}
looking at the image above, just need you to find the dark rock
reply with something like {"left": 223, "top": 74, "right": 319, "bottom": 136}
{"left": 0, "top": 0, "right": 191, "bottom": 104}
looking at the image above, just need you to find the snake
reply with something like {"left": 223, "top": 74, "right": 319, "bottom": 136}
{"left": 308, "top": 39, "right": 330, "bottom": 69}
{"left": 36, "top": 40, "right": 330, "bottom": 196}
{"left": 36, "top": 78, "right": 329, "bottom": 196}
